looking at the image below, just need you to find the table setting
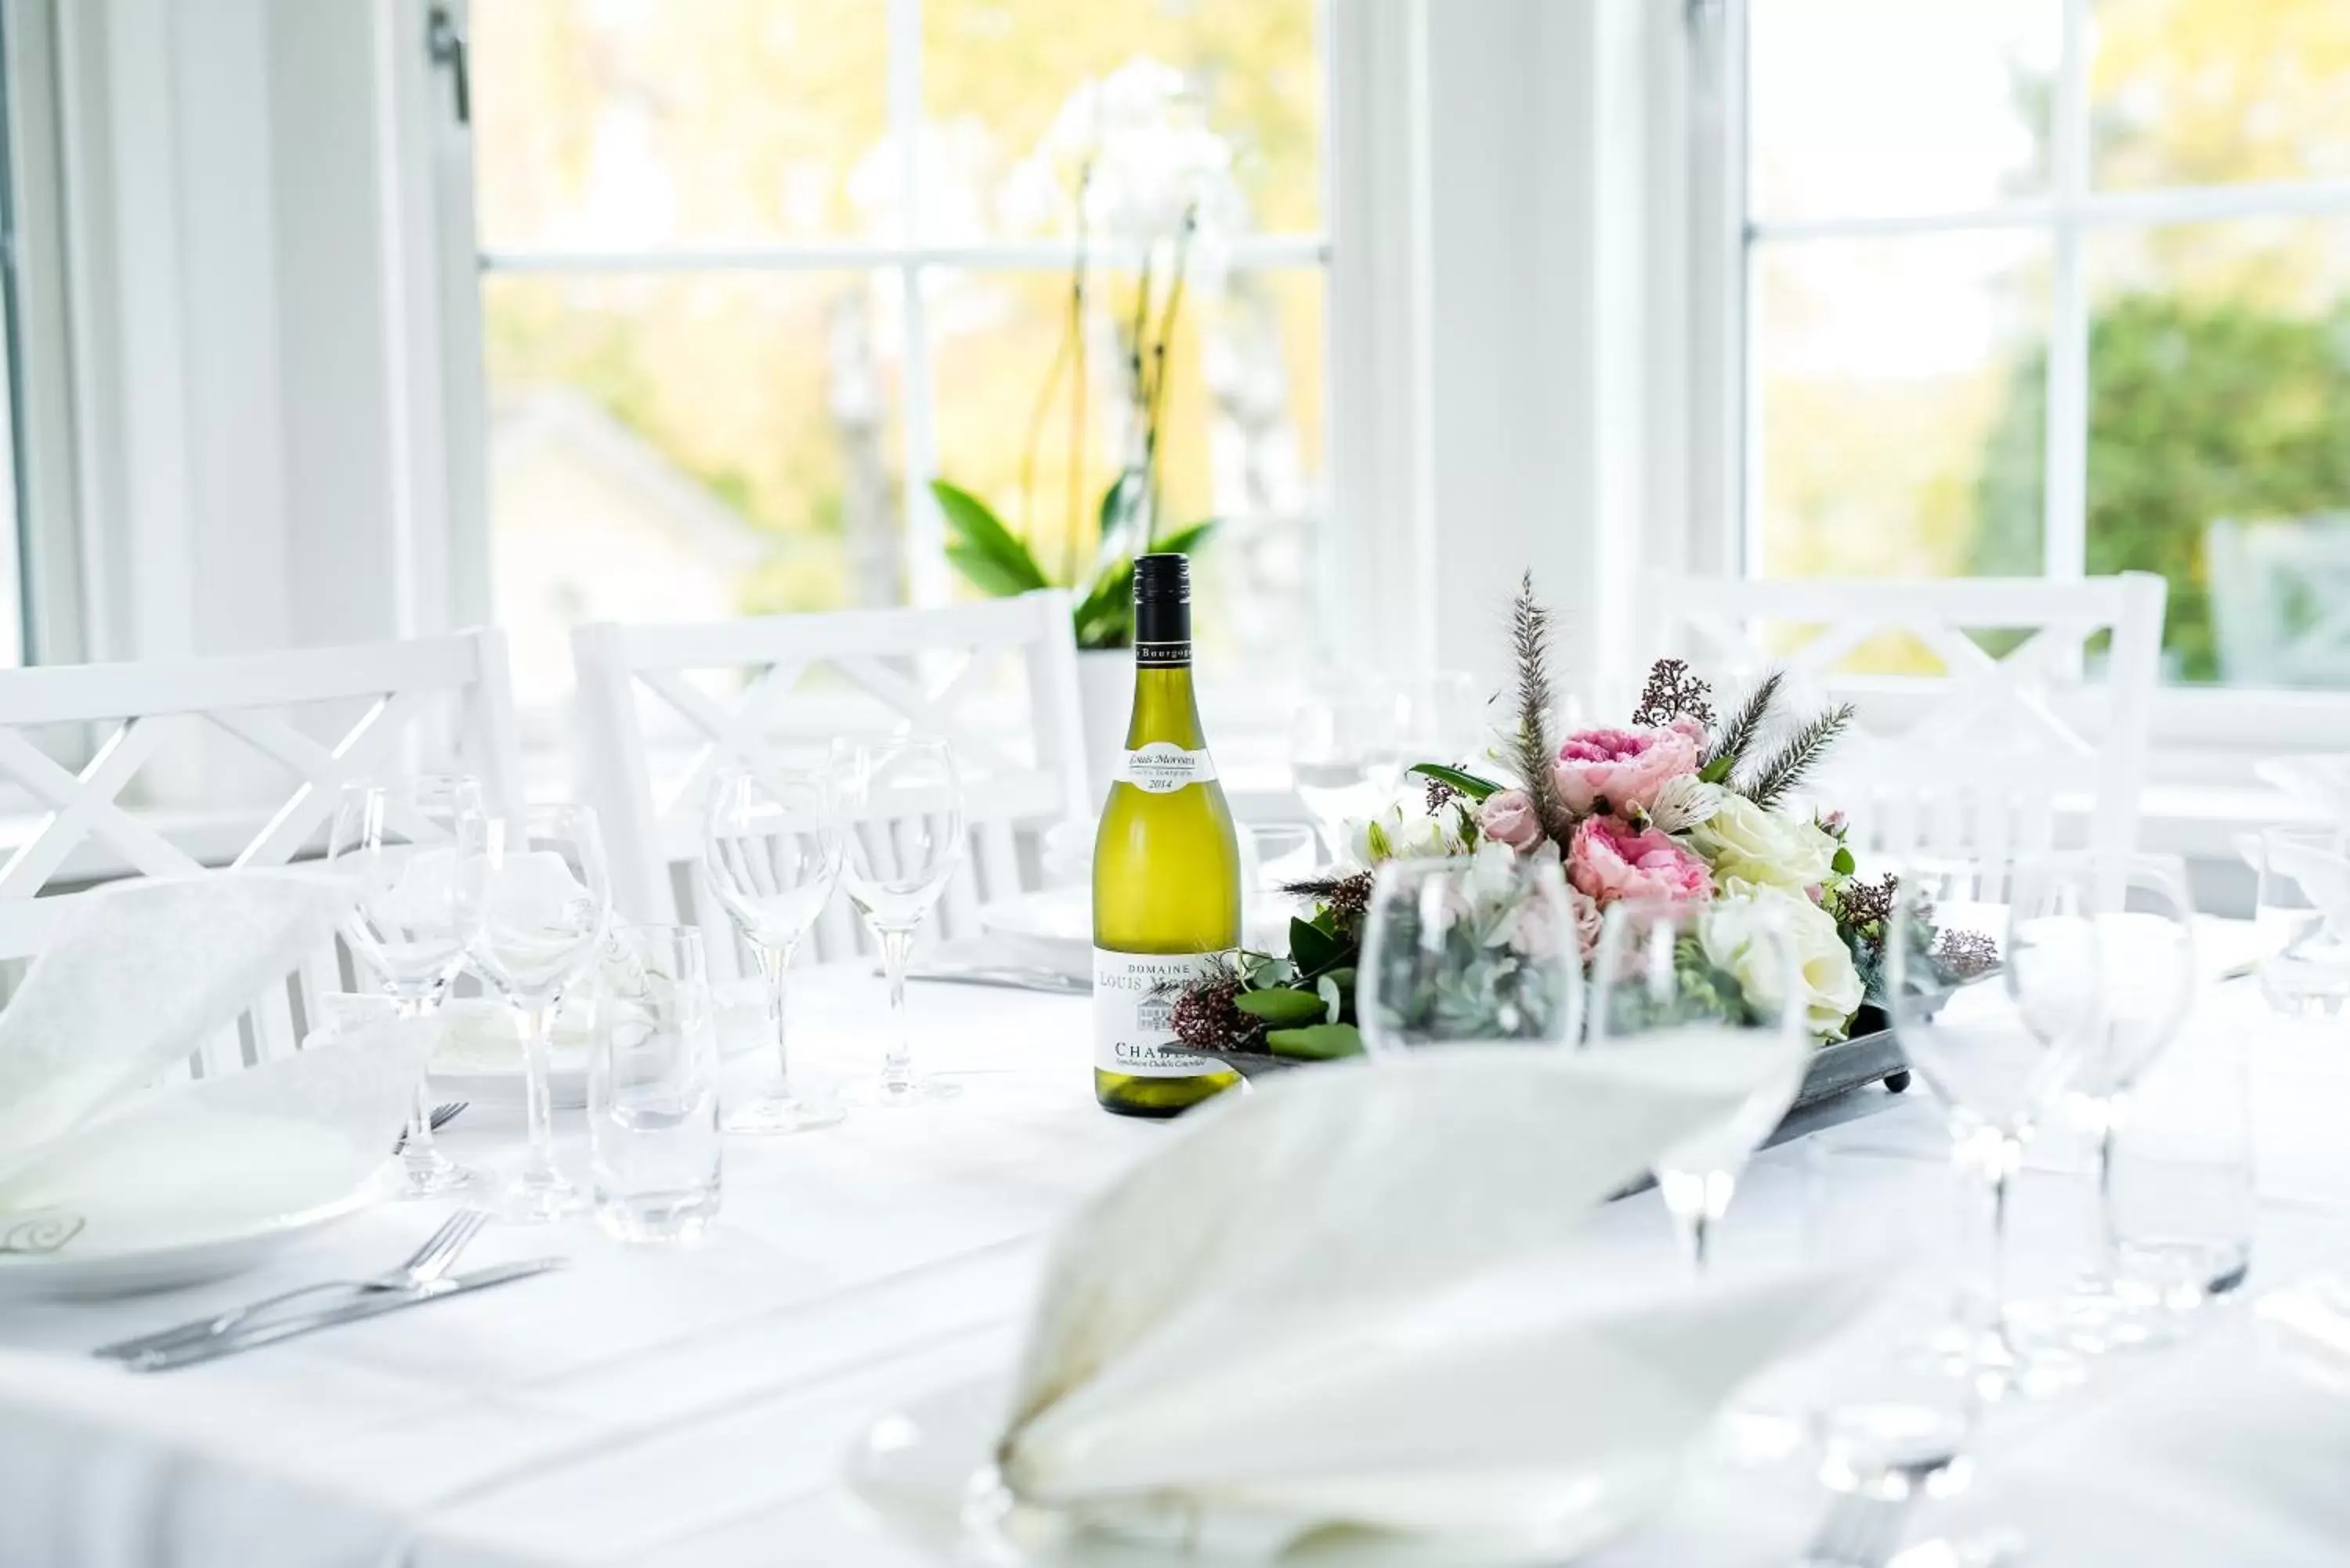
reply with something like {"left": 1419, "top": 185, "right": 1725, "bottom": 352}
{"left": 7, "top": 570, "right": 2350, "bottom": 1566}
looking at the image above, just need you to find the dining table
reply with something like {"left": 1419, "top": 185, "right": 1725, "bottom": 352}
{"left": 4, "top": 926, "right": 2350, "bottom": 1568}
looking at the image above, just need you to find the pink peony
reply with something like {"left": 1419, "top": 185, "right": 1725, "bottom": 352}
{"left": 1569, "top": 815, "right": 1714, "bottom": 906}
{"left": 1478, "top": 789, "right": 1546, "bottom": 853}
{"left": 1552, "top": 726, "right": 1700, "bottom": 816}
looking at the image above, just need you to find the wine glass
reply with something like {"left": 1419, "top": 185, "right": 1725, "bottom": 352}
{"left": 1357, "top": 854, "right": 1582, "bottom": 1054}
{"left": 469, "top": 803, "right": 613, "bottom": 1221}
{"left": 1888, "top": 855, "right": 2099, "bottom": 1395}
{"left": 1586, "top": 897, "right": 1808, "bottom": 1274}
{"left": 324, "top": 775, "right": 489, "bottom": 1198}
{"left": 1290, "top": 688, "right": 1377, "bottom": 866}
{"left": 2058, "top": 853, "right": 2196, "bottom": 1345}
{"left": 703, "top": 761, "right": 848, "bottom": 1134}
{"left": 837, "top": 738, "right": 966, "bottom": 1104}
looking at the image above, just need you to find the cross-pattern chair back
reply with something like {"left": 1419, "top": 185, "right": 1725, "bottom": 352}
{"left": 0, "top": 630, "right": 528, "bottom": 1077}
{"left": 571, "top": 591, "right": 1086, "bottom": 976}
{"left": 2206, "top": 515, "right": 2350, "bottom": 688}
{"left": 1638, "top": 573, "right": 2166, "bottom": 864}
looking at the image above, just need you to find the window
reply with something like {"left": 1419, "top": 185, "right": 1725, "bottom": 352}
{"left": 1741, "top": 0, "right": 2350, "bottom": 692}
{"left": 468, "top": 0, "right": 1329, "bottom": 712}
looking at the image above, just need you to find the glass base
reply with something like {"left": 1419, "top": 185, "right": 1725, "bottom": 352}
{"left": 848, "top": 1073, "right": 964, "bottom": 1108}
{"left": 725, "top": 1088, "right": 846, "bottom": 1134}
{"left": 1918, "top": 1313, "right": 2088, "bottom": 1402}
{"left": 496, "top": 1169, "right": 588, "bottom": 1224}
{"left": 392, "top": 1149, "right": 483, "bottom": 1198}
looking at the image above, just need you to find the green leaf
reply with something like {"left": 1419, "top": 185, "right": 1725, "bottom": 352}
{"left": 931, "top": 480, "right": 1050, "bottom": 594}
{"left": 1699, "top": 756, "right": 1736, "bottom": 785}
{"left": 1234, "top": 987, "right": 1326, "bottom": 1026}
{"left": 1832, "top": 845, "right": 1856, "bottom": 876}
{"left": 1151, "top": 518, "right": 1217, "bottom": 558}
{"left": 1408, "top": 763, "right": 1504, "bottom": 802}
{"left": 1289, "top": 916, "right": 1342, "bottom": 976}
{"left": 1071, "top": 558, "right": 1135, "bottom": 649}
{"left": 1264, "top": 1022, "right": 1365, "bottom": 1060}
{"left": 1319, "top": 966, "right": 1357, "bottom": 1023}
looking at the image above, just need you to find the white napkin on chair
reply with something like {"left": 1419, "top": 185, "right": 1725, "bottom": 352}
{"left": 993, "top": 1048, "right": 1875, "bottom": 1560}
{"left": 0, "top": 874, "right": 421, "bottom": 1254}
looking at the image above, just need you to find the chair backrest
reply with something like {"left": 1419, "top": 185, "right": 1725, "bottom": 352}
{"left": 2206, "top": 515, "right": 2350, "bottom": 688}
{"left": 572, "top": 591, "right": 1086, "bottom": 973}
{"left": 0, "top": 629, "right": 528, "bottom": 1076}
{"left": 1637, "top": 573, "right": 2167, "bottom": 864}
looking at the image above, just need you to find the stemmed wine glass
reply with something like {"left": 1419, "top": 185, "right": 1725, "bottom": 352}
{"left": 703, "top": 761, "right": 848, "bottom": 1134}
{"left": 1586, "top": 897, "right": 1809, "bottom": 1274}
{"left": 1888, "top": 854, "right": 2100, "bottom": 1395}
{"left": 2052, "top": 852, "right": 2196, "bottom": 1344}
{"left": 1356, "top": 854, "right": 1583, "bottom": 1055}
{"left": 837, "top": 738, "right": 966, "bottom": 1104}
{"left": 325, "top": 775, "right": 490, "bottom": 1198}
{"left": 468, "top": 803, "right": 613, "bottom": 1221}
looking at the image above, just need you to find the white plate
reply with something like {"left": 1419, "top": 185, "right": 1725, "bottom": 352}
{"left": 978, "top": 887, "right": 1094, "bottom": 970}
{"left": 0, "top": 1176, "right": 384, "bottom": 1302}
{"left": 847, "top": 1381, "right": 1593, "bottom": 1568}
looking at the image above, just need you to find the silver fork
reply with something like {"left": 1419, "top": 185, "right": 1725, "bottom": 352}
{"left": 392, "top": 1101, "right": 468, "bottom": 1154}
{"left": 93, "top": 1208, "right": 490, "bottom": 1362}
{"left": 1802, "top": 1491, "right": 1914, "bottom": 1568}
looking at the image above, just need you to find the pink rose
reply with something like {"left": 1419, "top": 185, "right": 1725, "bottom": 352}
{"left": 1568, "top": 815, "right": 1714, "bottom": 906}
{"left": 1552, "top": 726, "right": 1700, "bottom": 816}
{"left": 1669, "top": 715, "right": 1708, "bottom": 746}
{"left": 1478, "top": 789, "right": 1545, "bottom": 853}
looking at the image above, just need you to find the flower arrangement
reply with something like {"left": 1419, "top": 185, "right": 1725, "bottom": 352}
{"left": 1170, "top": 573, "right": 1979, "bottom": 1064}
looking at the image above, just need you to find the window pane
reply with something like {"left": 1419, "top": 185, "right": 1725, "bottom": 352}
{"left": 1755, "top": 233, "right": 2050, "bottom": 600}
{"left": 483, "top": 272, "right": 905, "bottom": 713}
{"left": 923, "top": 0, "right": 1322, "bottom": 242}
{"left": 1750, "top": 0, "right": 2057, "bottom": 222}
{"left": 2092, "top": 0, "right": 2350, "bottom": 191}
{"left": 472, "top": 0, "right": 891, "bottom": 249}
{"left": 929, "top": 266, "right": 1324, "bottom": 666}
{"left": 2086, "top": 219, "right": 2350, "bottom": 688}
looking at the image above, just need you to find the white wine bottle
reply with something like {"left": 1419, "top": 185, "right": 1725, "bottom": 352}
{"left": 1091, "top": 553, "right": 1242, "bottom": 1117}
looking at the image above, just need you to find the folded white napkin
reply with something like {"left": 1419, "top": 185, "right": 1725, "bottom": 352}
{"left": 0, "top": 874, "right": 421, "bottom": 1252}
{"left": 995, "top": 1048, "right": 1875, "bottom": 1559}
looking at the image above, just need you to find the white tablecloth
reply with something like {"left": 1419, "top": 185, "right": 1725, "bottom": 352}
{"left": 4, "top": 947, "right": 2350, "bottom": 1567}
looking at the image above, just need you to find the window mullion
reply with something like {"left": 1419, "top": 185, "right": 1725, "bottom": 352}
{"left": 889, "top": 0, "right": 945, "bottom": 608}
{"left": 2041, "top": 0, "right": 2091, "bottom": 583}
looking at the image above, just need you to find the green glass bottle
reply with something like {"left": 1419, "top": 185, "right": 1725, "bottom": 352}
{"left": 1091, "top": 553, "right": 1242, "bottom": 1117}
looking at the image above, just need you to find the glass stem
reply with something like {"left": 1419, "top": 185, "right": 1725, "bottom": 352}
{"left": 757, "top": 941, "right": 794, "bottom": 1093}
{"left": 2090, "top": 1092, "right": 2124, "bottom": 1284}
{"left": 393, "top": 992, "right": 440, "bottom": 1174}
{"left": 878, "top": 927, "right": 916, "bottom": 1091}
{"left": 519, "top": 1001, "right": 560, "bottom": 1186}
{"left": 1957, "top": 1130, "right": 2021, "bottom": 1344}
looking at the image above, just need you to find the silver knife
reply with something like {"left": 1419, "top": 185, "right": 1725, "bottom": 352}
{"left": 895, "top": 963, "right": 1089, "bottom": 996}
{"left": 123, "top": 1258, "right": 568, "bottom": 1373}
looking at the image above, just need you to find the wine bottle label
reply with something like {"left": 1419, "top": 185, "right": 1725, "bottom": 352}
{"left": 1120, "top": 742, "right": 1217, "bottom": 794}
{"left": 1094, "top": 948, "right": 1230, "bottom": 1078}
{"left": 1134, "top": 639, "right": 1191, "bottom": 669}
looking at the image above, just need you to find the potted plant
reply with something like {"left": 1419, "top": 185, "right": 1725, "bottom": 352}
{"left": 927, "top": 60, "right": 1235, "bottom": 799}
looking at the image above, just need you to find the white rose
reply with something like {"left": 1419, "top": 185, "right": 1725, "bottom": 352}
{"left": 1346, "top": 788, "right": 1465, "bottom": 867}
{"left": 1690, "top": 793, "right": 1839, "bottom": 892}
{"left": 1699, "top": 880, "right": 1865, "bottom": 1040}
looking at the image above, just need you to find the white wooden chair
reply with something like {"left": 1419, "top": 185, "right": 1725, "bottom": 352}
{"left": 1636, "top": 573, "right": 2167, "bottom": 863}
{"left": 571, "top": 591, "right": 1087, "bottom": 975}
{"left": 0, "top": 630, "right": 527, "bottom": 1077}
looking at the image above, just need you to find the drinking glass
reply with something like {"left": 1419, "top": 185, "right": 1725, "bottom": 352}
{"left": 1888, "top": 856, "right": 2098, "bottom": 1394}
{"left": 1587, "top": 897, "right": 1808, "bottom": 1274}
{"left": 2055, "top": 853, "right": 2196, "bottom": 1343}
{"left": 325, "top": 775, "right": 489, "bottom": 1198}
{"left": 590, "top": 923, "right": 721, "bottom": 1245}
{"left": 703, "top": 763, "right": 847, "bottom": 1134}
{"left": 837, "top": 738, "right": 966, "bottom": 1104}
{"left": 1291, "top": 688, "right": 1378, "bottom": 865}
{"left": 2108, "top": 1011, "right": 2256, "bottom": 1333}
{"left": 2256, "top": 826, "right": 2350, "bottom": 1017}
{"left": 470, "top": 803, "right": 613, "bottom": 1220}
{"left": 1356, "top": 855, "right": 1582, "bottom": 1054}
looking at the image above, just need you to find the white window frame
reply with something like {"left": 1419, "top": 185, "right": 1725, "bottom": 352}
{"left": 425, "top": 0, "right": 1356, "bottom": 718}
{"left": 1687, "top": 0, "right": 2350, "bottom": 775}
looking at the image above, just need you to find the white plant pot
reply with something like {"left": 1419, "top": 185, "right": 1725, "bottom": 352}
{"left": 1075, "top": 649, "right": 1132, "bottom": 810}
